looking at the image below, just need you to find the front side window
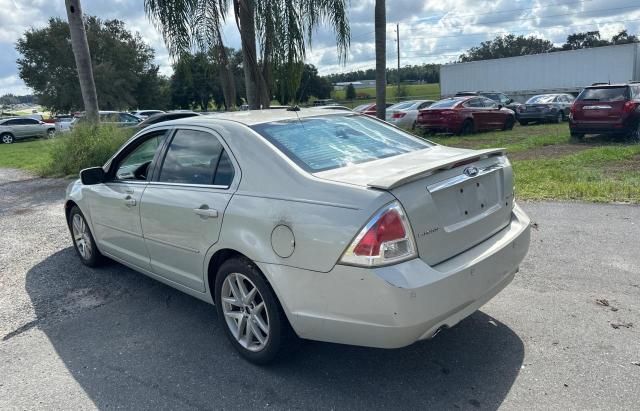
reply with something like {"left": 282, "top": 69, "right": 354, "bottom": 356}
{"left": 158, "top": 129, "right": 234, "bottom": 186}
{"left": 115, "top": 133, "right": 167, "bottom": 181}
{"left": 251, "top": 114, "right": 431, "bottom": 172}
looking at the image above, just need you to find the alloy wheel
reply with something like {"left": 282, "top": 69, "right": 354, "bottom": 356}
{"left": 72, "top": 214, "right": 93, "bottom": 260}
{"left": 221, "top": 273, "right": 270, "bottom": 352}
{"left": 1, "top": 134, "right": 13, "bottom": 144}
{"left": 47, "top": 129, "right": 56, "bottom": 138}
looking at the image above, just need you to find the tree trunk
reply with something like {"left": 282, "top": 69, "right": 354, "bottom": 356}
{"left": 235, "top": 0, "right": 261, "bottom": 109}
{"left": 374, "top": 0, "right": 386, "bottom": 120}
{"left": 215, "top": 42, "right": 236, "bottom": 111}
{"left": 65, "top": 0, "right": 98, "bottom": 122}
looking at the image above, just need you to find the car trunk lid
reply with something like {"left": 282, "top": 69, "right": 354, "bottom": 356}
{"left": 315, "top": 146, "right": 514, "bottom": 265}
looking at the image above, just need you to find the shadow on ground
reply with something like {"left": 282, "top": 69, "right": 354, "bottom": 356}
{"left": 22, "top": 248, "right": 524, "bottom": 410}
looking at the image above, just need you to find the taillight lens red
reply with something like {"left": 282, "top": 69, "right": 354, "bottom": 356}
{"left": 441, "top": 110, "right": 456, "bottom": 115}
{"left": 623, "top": 101, "right": 639, "bottom": 113}
{"left": 392, "top": 112, "right": 406, "bottom": 119}
{"left": 341, "top": 202, "right": 416, "bottom": 267}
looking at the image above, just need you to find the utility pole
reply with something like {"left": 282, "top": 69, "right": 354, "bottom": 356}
{"left": 396, "top": 23, "right": 401, "bottom": 102}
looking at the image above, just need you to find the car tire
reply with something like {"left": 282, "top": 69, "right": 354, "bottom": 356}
{"left": 215, "top": 257, "right": 295, "bottom": 364}
{"left": 519, "top": 120, "right": 529, "bottom": 126}
{"left": 68, "top": 206, "right": 104, "bottom": 267}
{"left": 459, "top": 120, "right": 474, "bottom": 136}
{"left": 503, "top": 116, "right": 515, "bottom": 131}
{"left": 629, "top": 122, "right": 640, "bottom": 143}
{"left": 46, "top": 129, "right": 56, "bottom": 139}
{"left": 1, "top": 133, "right": 14, "bottom": 144}
{"left": 554, "top": 111, "right": 563, "bottom": 124}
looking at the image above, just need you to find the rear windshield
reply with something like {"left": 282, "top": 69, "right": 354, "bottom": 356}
{"left": 526, "top": 95, "right": 556, "bottom": 104}
{"left": 251, "top": 115, "right": 431, "bottom": 172}
{"left": 429, "top": 99, "right": 463, "bottom": 108}
{"left": 388, "top": 101, "right": 415, "bottom": 111}
{"left": 577, "top": 87, "right": 629, "bottom": 102}
{"left": 354, "top": 104, "right": 372, "bottom": 112}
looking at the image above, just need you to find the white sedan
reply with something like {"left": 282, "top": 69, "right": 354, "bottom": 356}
{"left": 386, "top": 100, "right": 435, "bottom": 129}
{"left": 65, "top": 109, "right": 530, "bottom": 363}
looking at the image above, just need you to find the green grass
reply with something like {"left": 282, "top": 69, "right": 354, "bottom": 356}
{"left": 0, "top": 139, "right": 53, "bottom": 173}
{"left": 332, "top": 83, "right": 441, "bottom": 106}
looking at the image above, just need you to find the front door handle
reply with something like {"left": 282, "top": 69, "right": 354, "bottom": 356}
{"left": 124, "top": 196, "right": 137, "bottom": 207}
{"left": 193, "top": 205, "right": 218, "bottom": 219}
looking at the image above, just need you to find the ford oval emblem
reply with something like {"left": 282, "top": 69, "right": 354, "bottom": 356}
{"left": 464, "top": 166, "right": 479, "bottom": 177}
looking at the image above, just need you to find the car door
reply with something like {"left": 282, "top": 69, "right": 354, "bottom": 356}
{"left": 140, "top": 127, "right": 238, "bottom": 292}
{"left": 23, "top": 118, "right": 44, "bottom": 137}
{"left": 87, "top": 130, "right": 168, "bottom": 269}
{"left": 467, "top": 98, "right": 491, "bottom": 130}
{"left": 8, "top": 119, "right": 29, "bottom": 138}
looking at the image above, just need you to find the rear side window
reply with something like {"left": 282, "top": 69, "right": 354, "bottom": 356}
{"left": 577, "top": 87, "right": 630, "bottom": 102}
{"left": 158, "top": 129, "right": 234, "bottom": 186}
{"left": 251, "top": 115, "right": 431, "bottom": 172}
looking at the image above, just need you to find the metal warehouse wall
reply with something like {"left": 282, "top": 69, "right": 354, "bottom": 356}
{"left": 440, "top": 43, "right": 640, "bottom": 97}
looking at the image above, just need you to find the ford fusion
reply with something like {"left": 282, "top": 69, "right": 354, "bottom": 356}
{"left": 65, "top": 109, "right": 531, "bottom": 364}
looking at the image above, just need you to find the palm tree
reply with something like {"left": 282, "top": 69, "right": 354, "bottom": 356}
{"left": 374, "top": 0, "right": 386, "bottom": 120}
{"left": 145, "top": 0, "right": 350, "bottom": 109}
{"left": 64, "top": 0, "right": 99, "bottom": 122}
{"left": 145, "top": 0, "right": 236, "bottom": 110}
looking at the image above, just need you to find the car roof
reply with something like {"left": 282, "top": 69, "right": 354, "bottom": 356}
{"left": 585, "top": 83, "right": 630, "bottom": 88}
{"left": 152, "top": 108, "right": 356, "bottom": 127}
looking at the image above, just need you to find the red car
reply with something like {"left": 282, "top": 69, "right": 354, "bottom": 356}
{"left": 417, "top": 96, "right": 516, "bottom": 135}
{"left": 353, "top": 102, "right": 392, "bottom": 116}
{"left": 569, "top": 83, "right": 640, "bottom": 141}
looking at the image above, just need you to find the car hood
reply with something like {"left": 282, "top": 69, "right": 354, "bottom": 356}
{"left": 314, "top": 145, "right": 505, "bottom": 190}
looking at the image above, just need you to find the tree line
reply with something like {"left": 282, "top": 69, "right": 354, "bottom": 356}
{"left": 15, "top": 16, "right": 333, "bottom": 113}
{"left": 459, "top": 30, "right": 639, "bottom": 62}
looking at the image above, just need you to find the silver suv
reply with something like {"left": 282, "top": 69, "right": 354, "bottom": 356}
{"left": 0, "top": 117, "right": 56, "bottom": 144}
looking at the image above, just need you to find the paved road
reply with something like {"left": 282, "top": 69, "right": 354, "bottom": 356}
{"left": 0, "top": 168, "right": 638, "bottom": 410}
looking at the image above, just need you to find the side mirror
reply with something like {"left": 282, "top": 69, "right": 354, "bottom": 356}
{"left": 497, "top": 104, "right": 503, "bottom": 110}
{"left": 80, "top": 167, "right": 105, "bottom": 185}
{"left": 507, "top": 98, "right": 513, "bottom": 104}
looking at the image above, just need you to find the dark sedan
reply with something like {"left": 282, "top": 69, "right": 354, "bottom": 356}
{"left": 416, "top": 96, "right": 516, "bottom": 135}
{"left": 517, "top": 94, "right": 574, "bottom": 125}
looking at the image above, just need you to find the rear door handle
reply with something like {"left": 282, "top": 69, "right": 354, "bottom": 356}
{"left": 193, "top": 206, "right": 218, "bottom": 219}
{"left": 124, "top": 196, "right": 137, "bottom": 207}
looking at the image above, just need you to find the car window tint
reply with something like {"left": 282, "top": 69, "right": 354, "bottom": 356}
{"left": 418, "top": 102, "right": 433, "bottom": 109}
{"left": 116, "top": 133, "right": 167, "bottom": 180}
{"left": 482, "top": 98, "right": 497, "bottom": 108}
{"left": 430, "top": 99, "right": 462, "bottom": 108}
{"left": 577, "top": 87, "right": 630, "bottom": 101}
{"left": 120, "top": 113, "right": 139, "bottom": 123}
{"left": 213, "top": 150, "right": 235, "bottom": 186}
{"left": 251, "top": 114, "right": 431, "bottom": 172}
{"left": 159, "top": 129, "right": 226, "bottom": 185}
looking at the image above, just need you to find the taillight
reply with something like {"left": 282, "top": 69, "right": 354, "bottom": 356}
{"left": 441, "top": 110, "right": 456, "bottom": 115}
{"left": 623, "top": 101, "right": 639, "bottom": 113}
{"left": 392, "top": 112, "right": 406, "bottom": 119}
{"left": 340, "top": 202, "right": 417, "bottom": 267}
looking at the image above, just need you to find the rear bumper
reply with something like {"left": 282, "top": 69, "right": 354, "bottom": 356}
{"left": 518, "top": 111, "right": 557, "bottom": 121}
{"left": 569, "top": 121, "right": 631, "bottom": 135}
{"left": 260, "top": 203, "right": 531, "bottom": 349}
{"left": 416, "top": 121, "right": 461, "bottom": 134}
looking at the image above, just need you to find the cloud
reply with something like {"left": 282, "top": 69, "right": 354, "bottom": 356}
{"left": 1, "top": 0, "right": 640, "bottom": 94}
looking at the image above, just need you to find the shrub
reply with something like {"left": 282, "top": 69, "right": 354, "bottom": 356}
{"left": 42, "top": 124, "right": 135, "bottom": 177}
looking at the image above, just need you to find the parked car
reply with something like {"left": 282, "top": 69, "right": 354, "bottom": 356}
{"left": 417, "top": 96, "right": 516, "bottom": 135}
{"left": 55, "top": 115, "right": 75, "bottom": 134}
{"left": 455, "top": 91, "right": 522, "bottom": 115}
{"left": 134, "top": 111, "right": 200, "bottom": 129}
{"left": 70, "top": 111, "right": 142, "bottom": 129}
{"left": 0, "top": 117, "right": 56, "bottom": 143}
{"left": 516, "top": 94, "right": 574, "bottom": 125}
{"left": 65, "top": 109, "right": 530, "bottom": 363}
{"left": 353, "top": 102, "right": 393, "bottom": 116}
{"left": 313, "top": 99, "right": 337, "bottom": 106}
{"left": 131, "top": 110, "right": 166, "bottom": 119}
{"left": 569, "top": 83, "right": 640, "bottom": 141}
{"left": 386, "top": 100, "right": 435, "bottom": 129}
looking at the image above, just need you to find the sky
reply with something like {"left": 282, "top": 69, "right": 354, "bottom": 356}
{"left": 1, "top": 0, "right": 639, "bottom": 95}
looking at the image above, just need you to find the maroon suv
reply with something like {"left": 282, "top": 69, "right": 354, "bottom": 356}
{"left": 417, "top": 96, "right": 516, "bottom": 135}
{"left": 570, "top": 83, "right": 640, "bottom": 140}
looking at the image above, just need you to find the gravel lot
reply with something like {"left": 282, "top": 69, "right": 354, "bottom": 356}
{"left": 0, "top": 168, "right": 638, "bottom": 410}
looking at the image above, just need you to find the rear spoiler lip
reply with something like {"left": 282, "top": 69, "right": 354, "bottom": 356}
{"left": 367, "top": 148, "right": 507, "bottom": 190}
